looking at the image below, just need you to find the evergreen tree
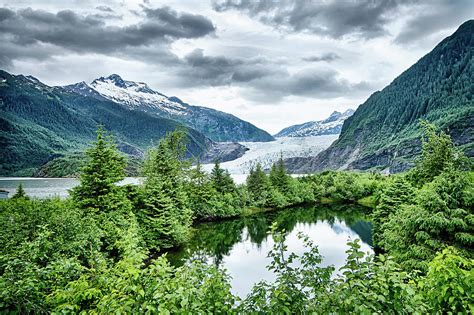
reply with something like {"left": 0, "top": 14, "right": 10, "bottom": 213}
{"left": 12, "top": 183, "right": 28, "bottom": 200}
{"left": 372, "top": 176, "right": 415, "bottom": 249}
{"left": 246, "top": 163, "right": 270, "bottom": 206}
{"left": 140, "top": 130, "right": 192, "bottom": 250}
{"left": 410, "top": 121, "right": 469, "bottom": 186}
{"left": 71, "top": 126, "right": 128, "bottom": 213}
{"left": 269, "top": 154, "right": 290, "bottom": 194}
{"left": 186, "top": 162, "right": 215, "bottom": 219}
{"left": 210, "top": 161, "right": 236, "bottom": 194}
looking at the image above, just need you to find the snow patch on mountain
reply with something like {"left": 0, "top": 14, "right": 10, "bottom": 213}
{"left": 275, "top": 109, "right": 355, "bottom": 137}
{"left": 89, "top": 74, "right": 187, "bottom": 116}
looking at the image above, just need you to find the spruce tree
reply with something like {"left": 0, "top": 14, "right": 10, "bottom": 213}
{"left": 141, "top": 130, "right": 192, "bottom": 249}
{"left": 246, "top": 163, "right": 270, "bottom": 206}
{"left": 71, "top": 126, "right": 128, "bottom": 213}
{"left": 210, "top": 161, "right": 236, "bottom": 194}
{"left": 371, "top": 176, "right": 415, "bottom": 249}
{"left": 186, "top": 162, "right": 215, "bottom": 219}
{"left": 12, "top": 183, "right": 28, "bottom": 200}
{"left": 269, "top": 154, "right": 290, "bottom": 194}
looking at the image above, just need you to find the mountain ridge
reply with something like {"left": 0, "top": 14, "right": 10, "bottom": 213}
{"left": 286, "top": 20, "right": 474, "bottom": 173}
{"left": 0, "top": 70, "right": 246, "bottom": 176}
{"left": 275, "top": 109, "right": 355, "bottom": 137}
{"left": 64, "top": 74, "right": 274, "bottom": 142}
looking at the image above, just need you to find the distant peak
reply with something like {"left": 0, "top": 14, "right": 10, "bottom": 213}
{"left": 92, "top": 74, "right": 126, "bottom": 88}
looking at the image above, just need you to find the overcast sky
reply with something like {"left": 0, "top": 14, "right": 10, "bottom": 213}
{"left": 0, "top": 0, "right": 472, "bottom": 133}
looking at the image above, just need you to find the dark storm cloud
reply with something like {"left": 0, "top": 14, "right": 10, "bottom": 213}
{"left": 213, "top": 0, "right": 412, "bottom": 39}
{"left": 250, "top": 68, "right": 372, "bottom": 101}
{"left": 394, "top": 0, "right": 473, "bottom": 44}
{"left": 174, "top": 48, "right": 281, "bottom": 86}
{"left": 303, "top": 53, "right": 341, "bottom": 63}
{"left": 174, "top": 49, "right": 371, "bottom": 101}
{"left": 0, "top": 6, "right": 215, "bottom": 62}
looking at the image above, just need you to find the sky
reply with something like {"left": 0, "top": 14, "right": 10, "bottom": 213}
{"left": 0, "top": 0, "right": 472, "bottom": 133}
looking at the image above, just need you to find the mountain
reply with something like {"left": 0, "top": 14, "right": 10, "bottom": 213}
{"left": 0, "top": 70, "right": 246, "bottom": 176}
{"left": 64, "top": 74, "right": 274, "bottom": 142}
{"left": 275, "top": 109, "right": 354, "bottom": 137}
{"left": 287, "top": 20, "right": 474, "bottom": 174}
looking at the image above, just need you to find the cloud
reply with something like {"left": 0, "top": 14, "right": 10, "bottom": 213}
{"left": 394, "top": 0, "right": 473, "bottom": 44}
{"left": 0, "top": 6, "right": 215, "bottom": 64}
{"left": 96, "top": 6, "right": 114, "bottom": 13}
{"left": 212, "top": 0, "right": 411, "bottom": 39}
{"left": 172, "top": 49, "right": 371, "bottom": 101}
{"left": 303, "top": 53, "right": 341, "bottom": 63}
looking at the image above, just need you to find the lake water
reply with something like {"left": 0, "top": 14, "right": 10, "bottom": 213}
{"left": 167, "top": 205, "right": 373, "bottom": 297}
{"left": 0, "top": 177, "right": 142, "bottom": 199}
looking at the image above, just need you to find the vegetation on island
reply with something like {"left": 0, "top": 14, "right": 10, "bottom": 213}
{"left": 0, "top": 122, "right": 472, "bottom": 313}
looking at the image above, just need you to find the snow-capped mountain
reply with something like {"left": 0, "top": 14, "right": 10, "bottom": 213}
{"left": 64, "top": 74, "right": 274, "bottom": 142}
{"left": 274, "top": 109, "right": 355, "bottom": 137}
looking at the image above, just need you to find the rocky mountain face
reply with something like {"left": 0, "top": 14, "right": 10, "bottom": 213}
{"left": 286, "top": 20, "right": 474, "bottom": 174}
{"left": 275, "top": 109, "right": 355, "bottom": 137}
{"left": 65, "top": 74, "right": 274, "bottom": 142}
{"left": 0, "top": 70, "right": 246, "bottom": 176}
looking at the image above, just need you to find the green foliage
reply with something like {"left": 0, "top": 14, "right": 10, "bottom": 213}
{"left": 306, "top": 170, "right": 382, "bottom": 202}
{"left": 71, "top": 127, "right": 129, "bottom": 213}
{"left": 11, "top": 183, "right": 28, "bottom": 200}
{"left": 0, "top": 198, "right": 102, "bottom": 313}
{"left": 419, "top": 247, "right": 474, "bottom": 313}
{"left": 140, "top": 130, "right": 192, "bottom": 250}
{"left": 239, "top": 227, "right": 334, "bottom": 314}
{"left": 372, "top": 175, "right": 415, "bottom": 248}
{"left": 210, "top": 161, "right": 236, "bottom": 194}
{"left": 380, "top": 124, "right": 473, "bottom": 271}
{"left": 409, "top": 121, "right": 471, "bottom": 186}
{"left": 269, "top": 154, "right": 291, "bottom": 195}
{"left": 246, "top": 163, "right": 270, "bottom": 207}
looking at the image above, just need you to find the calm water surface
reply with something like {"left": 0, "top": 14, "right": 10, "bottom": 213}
{"left": 0, "top": 177, "right": 141, "bottom": 198}
{"left": 168, "top": 205, "right": 373, "bottom": 297}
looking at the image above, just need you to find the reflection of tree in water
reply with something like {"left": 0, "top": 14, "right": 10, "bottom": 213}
{"left": 168, "top": 204, "right": 373, "bottom": 267}
{"left": 244, "top": 216, "right": 270, "bottom": 246}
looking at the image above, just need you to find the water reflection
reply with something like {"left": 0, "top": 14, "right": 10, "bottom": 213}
{"left": 168, "top": 205, "right": 373, "bottom": 296}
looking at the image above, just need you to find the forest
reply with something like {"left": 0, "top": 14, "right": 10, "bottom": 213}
{"left": 0, "top": 122, "right": 472, "bottom": 313}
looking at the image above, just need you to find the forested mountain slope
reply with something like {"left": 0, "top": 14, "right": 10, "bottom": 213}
{"left": 287, "top": 20, "right": 474, "bottom": 173}
{"left": 65, "top": 74, "right": 274, "bottom": 142}
{"left": 0, "top": 71, "right": 245, "bottom": 176}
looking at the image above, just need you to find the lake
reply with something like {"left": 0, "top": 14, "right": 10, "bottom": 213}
{"left": 167, "top": 205, "right": 373, "bottom": 297}
{"left": 0, "top": 177, "right": 142, "bottom": 199}
{"left": 0, "top": 174, "right": 272, "bottom": 198}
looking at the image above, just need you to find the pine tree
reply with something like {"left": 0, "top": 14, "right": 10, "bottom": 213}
{"left": 12, "top": 183, "right": 28, "bottom": 199}
{"left": 141, "top": 130, "right": 192, "bottom": 250}
{"left": 210, "top": 161, "right": 236, "bottom": 194}
{"left": 71, "top": 126, "right": 128, "bottom": 213}
{"left": 186, "top": 162, "right": 215, "bottom": 219}
{"left": 372, "top": 176, "right": 415, "bottom": 249}
{"left": 269, "top": 153, "right": 290, "bottom": 194}
{"left": 246, "top": 163, "right": 270, "bottom": 206}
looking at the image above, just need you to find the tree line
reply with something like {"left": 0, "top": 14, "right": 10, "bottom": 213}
{"left": 0, "top": 122, "right": 472, "bottom": 313}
